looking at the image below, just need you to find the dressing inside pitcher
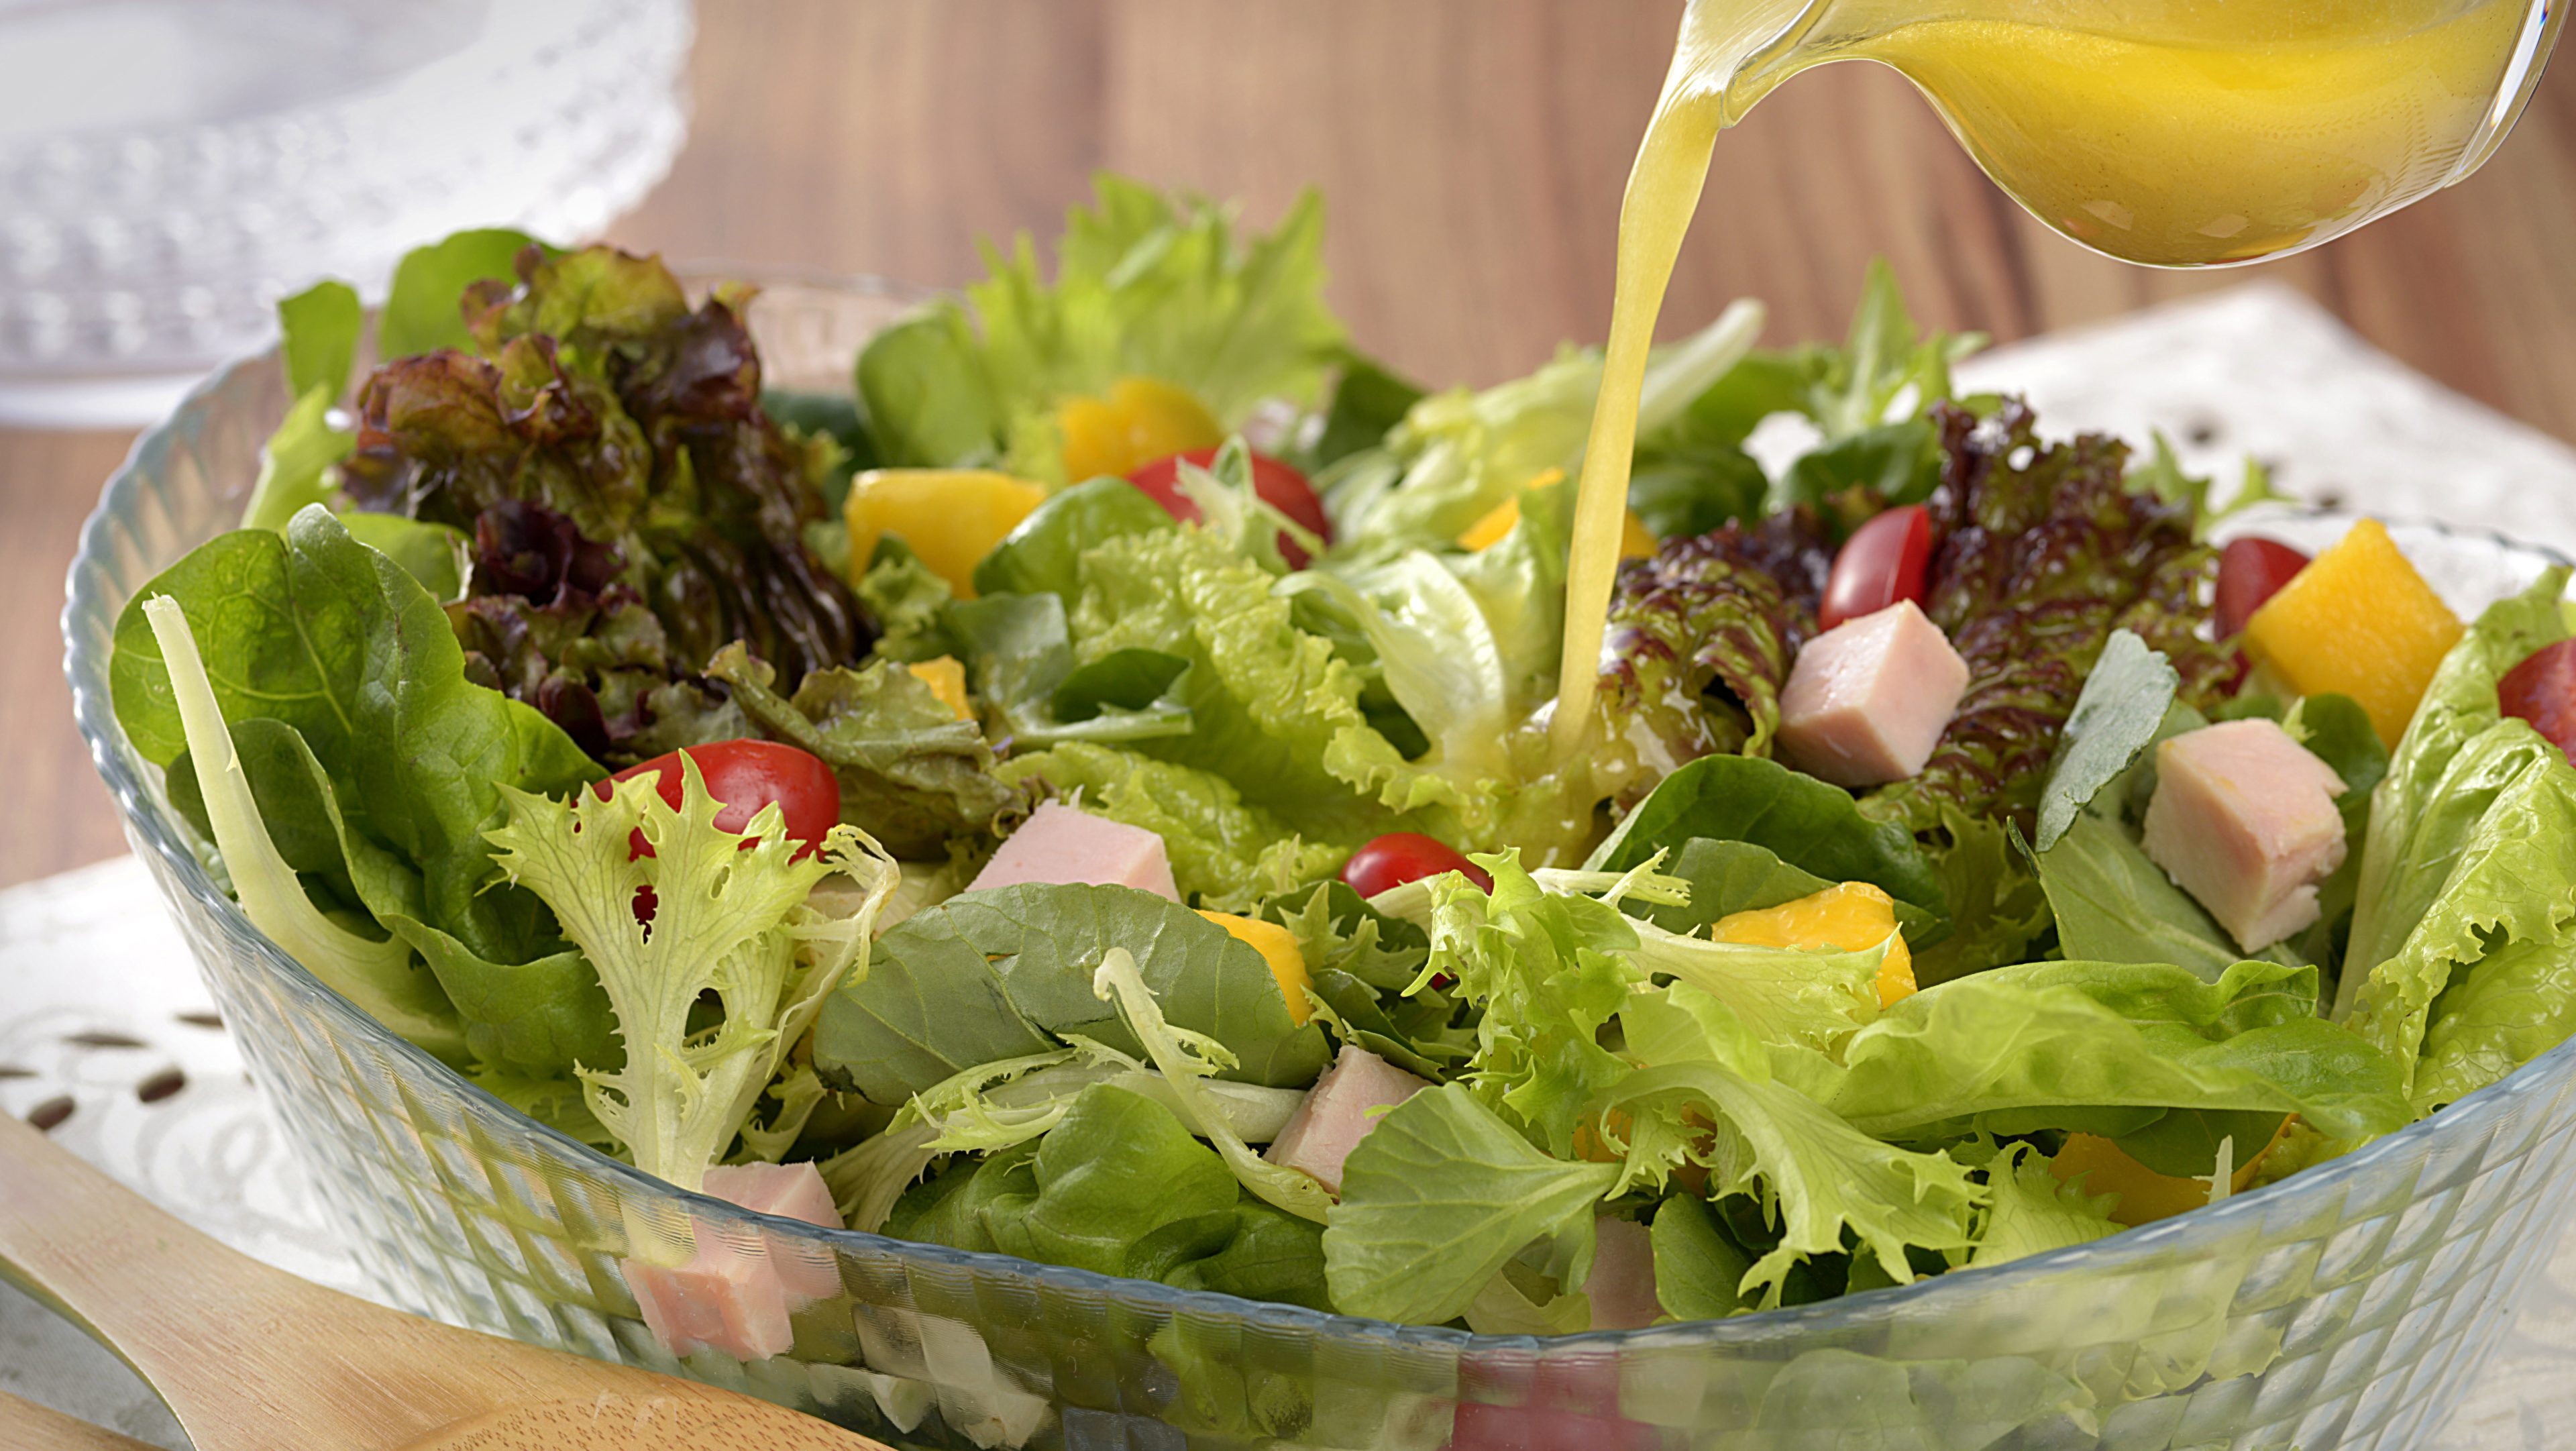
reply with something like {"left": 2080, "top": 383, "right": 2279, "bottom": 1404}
{"left": 1550, "top": 0, "right": 2565, "bottom": 756}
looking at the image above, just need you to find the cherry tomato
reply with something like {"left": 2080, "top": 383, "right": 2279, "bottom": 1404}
{"left": 1127, "top": 449, "right": 1333, "bottom": 569}
{"left": 2501, "top": 639, "right": 2576, "bottom": 765}
{"left": 603, "top": 741, "right": 841, "bottom": 860}
{"left": 2214, "top": 537, "right": 2312, "bottom": 638}
{"left": 1339, "top": 832, "right": 1493, "bottom": 897}
{"left": 1819, "top": 504, "right": 1933, "bottom": 631}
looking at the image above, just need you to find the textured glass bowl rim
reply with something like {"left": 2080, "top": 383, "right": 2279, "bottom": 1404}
{"left": 58, "top": 281, "right": 2576, "bottom": 1360}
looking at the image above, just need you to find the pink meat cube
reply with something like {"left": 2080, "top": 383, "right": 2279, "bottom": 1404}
{"left": 1777, "top": 600, "right": 1971, "bottom": 788}
{"left": 1263, "top": 1046, "right": 1430, "bottom": 1193}
{"left": 2141, "top": 719, "right": 2347, "bottom": 953}
{"left": 623, "top": 1161, "right": 844, "bottom": 1361}
{"left": 1584, "top": 1217, "right": 1665, "bottom": 1330}
{"left": 969, "top": 801, "right": 1179, "bottom": 900}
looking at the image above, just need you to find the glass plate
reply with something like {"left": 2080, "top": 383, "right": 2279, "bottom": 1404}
{"left": 61, "top": 277, "right": 2576, "bottom": 1450}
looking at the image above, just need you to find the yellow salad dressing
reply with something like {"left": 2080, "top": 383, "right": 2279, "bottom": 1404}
{"left": 1550, "top": 0, "right": 2556, "bottom": 760}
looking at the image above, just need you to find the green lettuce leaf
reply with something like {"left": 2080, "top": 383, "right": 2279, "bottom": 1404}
{"left": 238, "top": 386, "right": 358, "bottom": 534}
{"left": 1815, "top": 960, "right": 2409, "bottom": 1145}
{"left": 852, "top": 538, "right": 955, "bottom": 663}
{"left": 1912, "top": 807, "right": 2051, "bottom": 987}
{"left": 1329, "top": 303, "right": 1761, "bottom": 558}
{"left": 1599, "top": 1054, "right": 1983, "bottom": 1305}
{"left": 1301, "top": 352, "right": 1426, "bottom": 474}
{"left": 812, "top": 883, "right": 1328, "bottom": 1105}
{"left": 976, "top": 1082, "right": 1243, "bottom": 1277}
{"left": 1322, "top": 1082, "right": 1620, "bottom": 1325}
{"left": 996, "top": 743, "right": 1343, "bottom": 911}
{"left": 1068, "top": 525, "right": 1421, "bottom": 841}
{"left": 380, "top": 227, "right": 544, "bottom": 359}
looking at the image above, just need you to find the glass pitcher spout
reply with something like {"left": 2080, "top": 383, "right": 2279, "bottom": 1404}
{"left": 1672, "top": 0, "right": 2565, "bottom": 268}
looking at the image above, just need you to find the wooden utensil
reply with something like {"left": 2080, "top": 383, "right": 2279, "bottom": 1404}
{"left": 3, "top": 1389, "right": 165, "bottom": 1451}
{"left": 0, "top": 1112, "right": 893, "bottom": 1451}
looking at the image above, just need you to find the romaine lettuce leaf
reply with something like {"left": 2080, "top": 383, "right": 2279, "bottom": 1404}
{"left": 2343, "top": 570, "right": 2576, "bottom": 1087}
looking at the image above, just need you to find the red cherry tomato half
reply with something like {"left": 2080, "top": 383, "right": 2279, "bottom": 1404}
{"left": 603, "top": 740, "right": 841, "bottom": 860}
{"left": 1819, "top": 504, "right": 1933, "bottom": 632}
{"left": 2501, "top": 639, "right": 2576, "bottom": 765}
{"left": 1127, "top": 449, "right": 1332, "bottom": 569}
{"left": 2214, "top": 537, "right": 2312, "bottom": 639}
{"left": 1340, "top": 832, "right": 1494, "bottom": 898}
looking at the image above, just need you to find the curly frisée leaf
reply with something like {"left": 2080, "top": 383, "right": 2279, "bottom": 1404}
{"left": 484, "top": 759, "right": 894, "bottom": 1191}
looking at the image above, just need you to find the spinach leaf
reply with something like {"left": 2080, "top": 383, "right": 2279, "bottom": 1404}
{"left": 1773, "top": 418, "right": 1941, "bottom": 514}
{"left": 1592, "top": 755, "right": 1949, "bottom": 941}
{"left": 973, "top": 476, "right": 1175, "bottom": 601}
{"left": 2034, "top": 630, "right": 2180, "bottom": 852}
{"left": 983, "top": 1084, "right": 1241, "bottom": 1277}
{"left": 855, "top": 304, "right": 1005, "bottom": 469}
{"left": 379, "top": 227, "right": 544, "bottom": 358}
{"left": 1651, "top": 1194, "right": 1753, "bottom": 1321}
{"left": 1163, "top": 1199, "right": 1332, "bottom": 1310}
{"left": 1304, "top": 353, "right": 1426, "bottom": 474}
{"left": 278, "top": 280, "right": 362, "bottom": 402}
{"left": 2033, "top": 810, "right": 2253, "bottom": 977}
{"left": 338, "top": 513, "right": 468, "bottom": 602}
{"left": 947, "top": 591, "right": 1194, "bottom": 747}
{"left": 812, "top": 882, "right": 1328, "bottom": 1104}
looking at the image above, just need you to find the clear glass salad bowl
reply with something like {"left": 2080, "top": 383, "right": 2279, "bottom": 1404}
{"left": 61, "top": 277, "right": 2576, "bottom": 1451}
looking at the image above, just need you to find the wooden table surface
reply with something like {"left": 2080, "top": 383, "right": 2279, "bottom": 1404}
{"left": 5, "top": 0, "right": 2574, "bottom": 890}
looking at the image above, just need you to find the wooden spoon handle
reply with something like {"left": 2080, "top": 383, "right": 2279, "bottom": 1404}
{"left": 0, "top": 1391, "right": 169, "bottom": 1451}
{"left": 0, "top": 1111, "right": 305, "bottom": 1429}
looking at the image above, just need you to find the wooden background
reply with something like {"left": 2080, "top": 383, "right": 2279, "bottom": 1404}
{"left": 5, "top": 0, "right": 2573, "bottom": 889}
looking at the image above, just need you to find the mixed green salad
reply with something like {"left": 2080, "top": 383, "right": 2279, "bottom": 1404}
{"left": 109, "top": 178, "right": 2576, "bottom": 1342}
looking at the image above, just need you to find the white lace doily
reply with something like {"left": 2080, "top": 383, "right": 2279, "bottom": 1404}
{"left": 7, "top": 282, "right": 2576, "bottom": 1449}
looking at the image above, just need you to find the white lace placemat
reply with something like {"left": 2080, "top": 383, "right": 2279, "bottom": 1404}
{"left": 5, "top": 282, "right": 2574, "bottom": 1448}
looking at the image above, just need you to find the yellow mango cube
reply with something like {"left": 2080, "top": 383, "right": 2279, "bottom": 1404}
{"left": 1056, "top": 377, "right": 1224, "bottom": 482}
{"left": 1458, "top": 478, "right": 1656, "bottom": 559}
{"left": 1712, "top": 880, "right": 1915, "bottom": 1008}
{"left": 906, "top": 656, "right": 973, "bottom": 721}
{"left": 845, "top": 469, "right": 1048, "bottom": 598}
{"left": 2243, "top": 519, "right": 2462, "bottom": 748}
{"left": 2050, "top": 1121, "right": 2286, "bottom": 1226}
{"left": 1197, "top": 910, "right": 1313, "bottom": 1024}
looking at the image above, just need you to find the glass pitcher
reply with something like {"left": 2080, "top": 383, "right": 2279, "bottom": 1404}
{"left": 1666, "top": 0, "right": 2565, "bottom": 266}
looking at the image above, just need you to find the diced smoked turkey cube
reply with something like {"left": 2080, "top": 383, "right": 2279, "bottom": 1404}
{"left": 621, "top": 1161, "right": 843, "bottom": 1362}
{"left": 1263, "top": 1045, "right": 1430, "bottom": 1194}
{"left": 967, "top": 801, "right": 1180, "bottom": 901}
{"left": 2139, "top": 719, "right": 2347, "bottom": 953}
{"left": 1776, "top": 600, "right": 1971, "bottom": 788}
{"left": 1583, "top": 1217, "right": 1666, "bottom": 1330}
